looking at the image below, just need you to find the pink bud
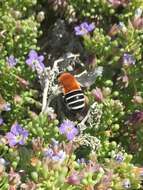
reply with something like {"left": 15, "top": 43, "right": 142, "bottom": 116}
{"left": 67, "top": 172, "right": 81, "bottom": 185}
{"left": 132, "top": 18, "right": 143, "bottom": 29}
{"left": 16, "top": 76, "right": 29, "bottom": 88}
{"left": 92, "top": 87, "right": 103, "bottom": 102}
{"left": 108, "top": 0, "right": 129, "bottom": 8}
{"left": 14, "top": 95, "right": 22, "bottom": 104}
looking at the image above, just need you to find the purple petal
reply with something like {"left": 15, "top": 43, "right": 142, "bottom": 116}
{"left": 28, "top": 50, "right": 38, "bottom": 59}
{"left": 74, "top": 26, "right": 81, "bottom": 33}
{"left": 74, "top": 22, "right": 95, "bottom": 36}
{"left": 6, "top": 132, "right": 17, "bottom": 147}
{"left": 18, "top": 138, "right": 26, "bottom": 145}
{"left": 7, "top": 55, "right": 17, "bottom": 67}
{"left": 72, "top": 128, "right": 78, "bottom": 135}
{"left": 26, "top": 59, "right": 35, "bottom": 70}
{"left": 11, "top": 123, "right": 21, "bottom": 135}
{"left": 38, "top": 55, "right": 44, "bottom": 63}
{"left": 66, "top": 133, "right": 75, "bottom": 140}
{"left": 74, "top": 26, "right": 87, "bottom": 36}
{"left": 59, "top": 124, "right": 66, "bottom": 134}
{"left": 22, "top": 130, "right": 29, "bottom": 138}
{"left": 80, "top": 22, "right": 89, "bottom": 30}
{"left": 88, "top": 23, "right": 95, "bottom": 31}
{"left": 76, "top": 30, "right": 87, "bottom": 36}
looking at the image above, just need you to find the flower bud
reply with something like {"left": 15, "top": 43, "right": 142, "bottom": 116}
{"left": 67, "top": 172, "right": 81, "bottom": 185}
{"left": 132, "top": 95, "right": 143, "bottom": 104}
{"left": 31, "top": 171, "right": 38, "bottom": 182}
{"left": 102, "top": 87, "right": 111, "bottom": 96}
{"left": 92, "top": 87, "right": 103, "bottom": 102}
{"left": 37, "top": 11, "right": 45, "bottom": 22}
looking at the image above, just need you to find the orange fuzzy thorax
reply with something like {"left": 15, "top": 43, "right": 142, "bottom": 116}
{"left": 58, "top": 72, "right": 81, "bottom": 94}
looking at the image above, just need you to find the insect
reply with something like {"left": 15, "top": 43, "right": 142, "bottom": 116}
{"left": 58, "top": 72, "right": 86, "bottom": 112}
{"left": 50, "top": 62, "right": 103, "bottom": 121}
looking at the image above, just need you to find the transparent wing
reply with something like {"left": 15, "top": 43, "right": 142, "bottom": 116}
{"left": 75, "top": 66, "right": 103, "bottom": 88}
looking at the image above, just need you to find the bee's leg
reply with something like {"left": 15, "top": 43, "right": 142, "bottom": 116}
{"left": 77, "top": 109, "right": 90, "bottom": 132}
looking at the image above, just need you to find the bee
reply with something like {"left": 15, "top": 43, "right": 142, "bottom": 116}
{"left": 58, "top": 72, "right": 86, "bottom": 113}
{"left": 52, "top": 66, "right": 103, "bottom": 121}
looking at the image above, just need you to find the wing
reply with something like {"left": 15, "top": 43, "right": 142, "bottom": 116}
{"left": 75, "top": 66, "right": 103, "bottom": 88}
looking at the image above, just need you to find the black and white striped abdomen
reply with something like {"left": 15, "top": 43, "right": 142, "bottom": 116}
{"left": 64, "top": 89, "right": 85, "bottom": 111}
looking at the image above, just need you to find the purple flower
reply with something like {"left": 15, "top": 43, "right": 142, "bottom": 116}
{"left": 122, "top": 179, "right": 131, "bottom": 189}
{"left": 123, "top": 53, "right": 136, "bottom": 66}
{"left": 114, "top": 153, "right": 124, "bottom": 163}
{"left": 74, "top": 22, "right": 95, "bottom": 36}
{"left": 26, "top": 50, "right": 45, "bottom": 74}
{"left": 59, "top": 120, "right": 78, "bottom": 140}
{"left": 6, "top": 123, "right": 29, "bottom": 147}
{"left": 67, "top": 172, "right": 81, "bottom": 185}
{"left": 6, "top": 55, "right": 17, "bottom": 67}
{"left": 0, "top": 118, "right": 4, "bottom": 125}
{"left": 44, "top": 148, "right": 66, "bottom": 162}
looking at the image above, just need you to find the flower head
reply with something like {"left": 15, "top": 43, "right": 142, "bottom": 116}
{"left": 6, "top": 55, "right": 17, "bottom": 67}
{"left": 59, "top": 120, "right": 78, "bottom": 140}
{"left": 67, "top": 172, "right": 81, "bottom": 185}
{"left": 123, "top": 53, "right": 136, "bottom": 66}
{"left": 74, "top": 22, "right": 95, "bottom": 36}
{"left": 6, "top": 123, "right": 29, "bottom": 147}
{"left": 26, "top": 50, "right": 45, "bottom": 74}
{"left": 114, "top": 153, "right": 124, "bottom": 163}
{"left": 44, "top": 148, "right": 66, "bottom": 162}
